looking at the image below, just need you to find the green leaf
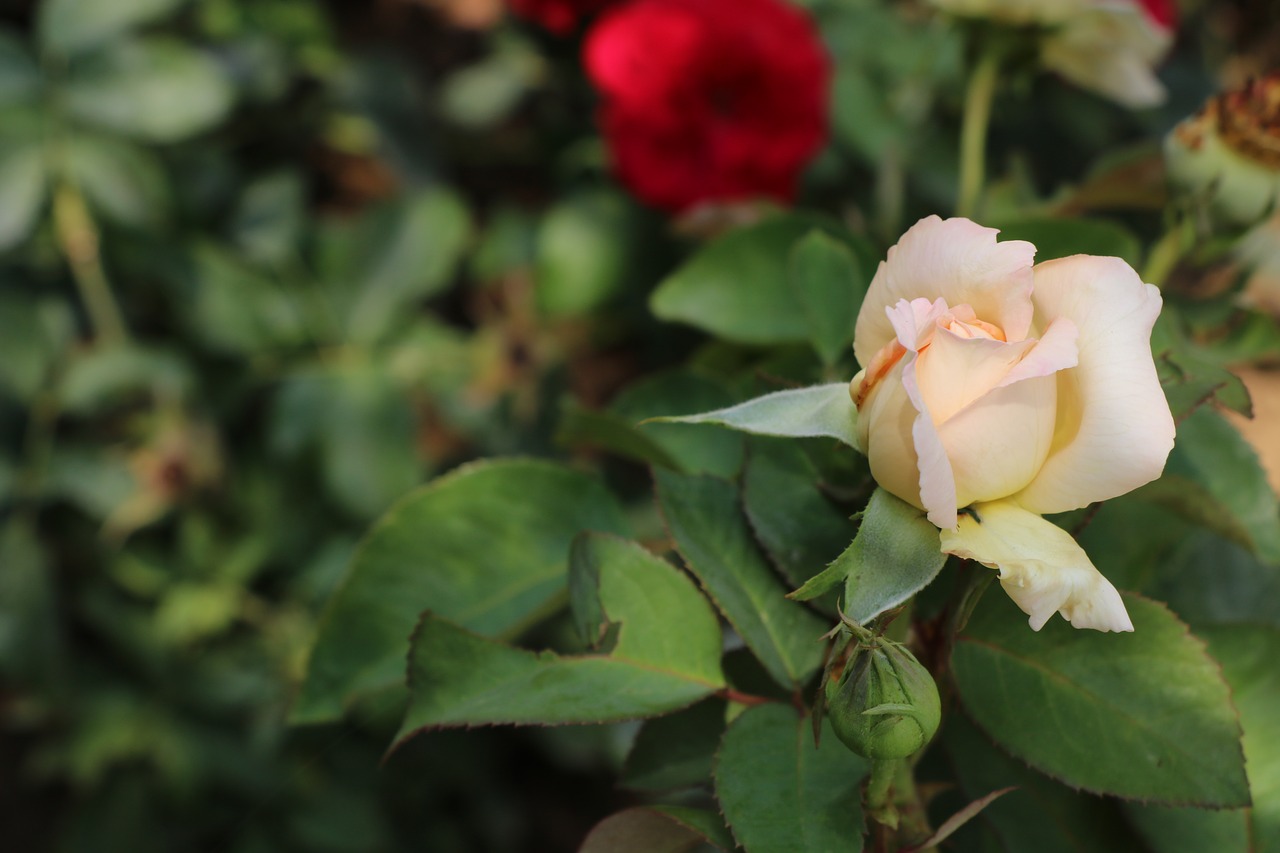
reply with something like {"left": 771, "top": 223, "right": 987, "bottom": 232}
{"left": 995, "top": 218, "right": 1142, "bottom": 268}
{"left": 535, "top": 189, "right": 639, "bottom": 317}
{"left": 742, "top": 438, "right": 858, "bottom": 591}
{"left": 952, "top": 591, "right": 1248, "bottom": 807}
{"left": 943, "top": 712, "right": 1150, "bottom": 853}
{"left": 1127, "top": 624, "right": 1280, "bottom": 853}
{"left": 0, "top": 28, "right": 40, "bottom": 104}
{"left": 64, "top": 38, "right": 233, "bottom": 143}
{"left": 0, "top": 140, "right": 47, "bottom": 252}
{"left": 38, "top": 0, "right": 189, "bottom": 57}
{"left": 1151, "top": 407, "right": 1280, "bottom": 565}
{"left": 647, "top": 384, "right": 860, "bottom": 452}
{"left": 67, "top": 134, "right": 169, "bottom": 229}
{"left": 789, "top": 230, "right": 863, "bottom": 367}
{"left": 230, "top": 171, "right": 304, "bottom": 266}
{"left": 655, "top": 469, "right": 827, "bottom": 689}
{"left": 0, "top": 292, "right": 67, "bottom": 401}
{"left": 555, "top": 402, "right": 683, "bottom": 471}
{"left": 181, "top": 244, "right": 311, "bottom": 354}
{"left": 610, "top": 371, "right": 744, "bottom": 478}
{"left": 393, "top": 534, "right": 724, "bottom": 739}
{"left": 294, "top": 459, "right": 628, "bottom": 723}
{"left": 622, "top": 698, "right": 727, "bottom": 792}
{"left": 714, "top": 704, "right": 868, "bottom": 853}
{"left": 0, "top": 520, "right": 62, "bottom": 686}
{"left": 579, "top": 807, "right": 731, "bottom": 853}
{"left": 322, "top": 189, "right": 472, "bottom": 344}
{"left": 57, "top": 344, "right": 193, "bottom": 414}
{"left": 650, "top": 215, "right": 874, "bottom": 344}
{"left": 836, "top": 489, "right": 945, "bottom": 621}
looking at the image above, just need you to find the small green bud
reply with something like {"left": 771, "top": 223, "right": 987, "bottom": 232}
{"left": 825, "top": 637, "right": 941, "bottom": 760}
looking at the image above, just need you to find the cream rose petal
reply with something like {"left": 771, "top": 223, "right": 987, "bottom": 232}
{"left": 1015, "top": 255, "right": 1174, "bottom": 515}
{"left": 853, "top": 217, "right": 1037, "bottom": 368}
{"left": 940, "top": 500, "right": 1134, "bottom": 632}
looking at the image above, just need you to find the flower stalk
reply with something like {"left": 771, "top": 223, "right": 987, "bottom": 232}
{"left": 956, "top": 48, "right": 1002, "bottom": 219}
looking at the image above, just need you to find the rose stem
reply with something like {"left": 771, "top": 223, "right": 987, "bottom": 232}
{"left": 956, "top": 48, "right": 1002, "bottom": 219}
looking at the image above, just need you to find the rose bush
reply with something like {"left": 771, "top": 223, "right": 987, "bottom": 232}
{"left": 930, "top": 0, "right": 1177, "bottom": 107}
{"left": 850, "top": 216, "right": 1175, "bottom": 632}
{"left": 582, "top": 0, "right": 829, "bottom": 213}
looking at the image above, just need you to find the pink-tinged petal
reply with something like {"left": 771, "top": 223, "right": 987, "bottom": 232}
{"left": 858, "top": 359, "right": 922, "bottom": 510}
{"left": 901, "top": 352, "right": 958, "bottom": 529}
{"left": 1016, "top": 256, "right": 1174, "bottom": 514}
{"left": 886, "top": 296, "right": 951, "bottom": 351}
{"left": 940, "top": 500, "right": 1134, "bottom": 633}
{"left": 854, "top": 216, "right": 1036, "bottom": 368}
{"left": 992, "top": 316, "right": 1079, "bottom": 390}
{"left": 915, "top": 329, "right": 1037, "bottom": 423}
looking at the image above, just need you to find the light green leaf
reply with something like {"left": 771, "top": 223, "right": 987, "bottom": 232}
{"left": 38, "top": 0, "right": 189, "bottom": 57}
{"left": 650, "top": 214, "right": 874, "bottom": 344}
{"left": 64, "top": 38, "right": 233, "bottom": 143}
{"left": 943, "top": 712, "right": 1149, "bottom": 853}
{"left": 655, "top": 469, "right": 827, "bottom": 689}
{"left": 0, "top": 28, "right": 40, "bottom": 104}
{"left": 535, "top": 189, "right": 639, "bottom": 317}
{"left": 742, "top": 438, "right": 858, "bottom": 591}
{"left": 0, "top": 140, "right": 47, "bottom": 252}
{"left": 67, "top": 134, "right": 168, "bottom": 229}
{"left": 1149, "top": 407, "right": 1280, "bottom": 565}
{"left": 831, "top": 489, "right": 945, "bottom": 621}
{"left": 714, "top": 704, "right": 868, "bottom": 853}
{"left": 1128, "top": 624, "right": 1280, "bottom": 853}
{"left": 647, "top": 384, "right": 860, "bottom": 452}
{"left": 952, "top": 591, "right": 1248, "bottom": 807}
{"left": 579, "top": 806, "right": 731, "bottom": 853}
{"left": 622, "top": 698, "right": 727, "bottom": 792}
{"left": 393, "top": 534, "right": 724, "bottom": 739}
{"left": 995, "top": 218, "right": 1142, "bottom": 268}
{"left": 294, "top": 459, "right": 628, "bottom": 723}
{"left": 789, "top": 230, "right": 863, "bottom": 367}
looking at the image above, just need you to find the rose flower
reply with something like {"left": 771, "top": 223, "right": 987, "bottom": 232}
{"left": 583, "top": 0, "right": 830, "bottom": 213}
{"left": 851, "top": 216, "right": 1175, "bottom": 632}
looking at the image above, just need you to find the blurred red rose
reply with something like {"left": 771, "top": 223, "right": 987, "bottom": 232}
{"left": 508, "top": 0, "right": 619, "bottom": 33}
{"left": 583, "top": 0, "right": 830, "bottom": 213}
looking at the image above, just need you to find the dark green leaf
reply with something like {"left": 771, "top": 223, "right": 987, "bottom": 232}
{"left": 647, "top": 384, "right": 860, "bottom": 452}
{"left": 655, "top": 469, "right": 827, "bottom": 689}
{"left": 579, "top": 806, "right": 730, "bottom": 853}
{"left": 230, "top": 171, "right": 304, "bottom": 266}
{"left": 555, "top": 402, "right": 683, "bottom": 471}
{"left": 943, "top": 712, "right": 1149, "bottom": 853}
{"left": 68, "top": 134, "right": 168, "bottom": 229}
{"left": 181, "top": 244, "right": 311, "bottom": 354}
{"left": 38, "top": 0, "right": 189, "bottom": 56}
{"left": 742, "top": 438, "right": 858, "bottom": 591}
{"left": 0, "top": 520, "right": 63, "bottom": 686}
{"left": 64, "top": 38, "right": 233, "bottom": 143}
{"left": 1153, "top": 407, "right": 1280, "bottom": 565}
{"left": 650, "top": 215, "right": 874, "bottom": 344}
{"left": 714, "top": 704, "right": 868, "bottom": 853}
{"left": 622, "top": 698, "right": 727, "bottom": 792}
{"left": 952, "top": 591, "right": 1248, "bottom": 807}
{"left": 393, "top": 534, "right": 724, "bottom": 738}
{"left": 610, "top": 371, "right": 743, "bottom": 478}
{"left": 294, "top": 459, "right": 628, "bottom": 723}
{"left": 789, "top": 231, "right": 863, "bottom": 367}
{"left": 0, "top": 140, "right": 47, "bottom": 251}
{"left": 0, "top": 28, "right": 40, "bottom": 104}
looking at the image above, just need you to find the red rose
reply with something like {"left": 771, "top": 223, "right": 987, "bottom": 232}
{"left": 508, "top": 0, "right": 620, "bottom": 34}
{"left": 583, "top": 0, "right": 830, "bottom": 213}
{"left": 1137, "top": 0, "right": 1177, "bottom": 31}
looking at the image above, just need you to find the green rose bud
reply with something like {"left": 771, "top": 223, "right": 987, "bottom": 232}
{"left": 825, "top": 637, "right": 941, "bottom": 760}
{"left": 1165, "top": 73, "right": 1280, "bottom": 228}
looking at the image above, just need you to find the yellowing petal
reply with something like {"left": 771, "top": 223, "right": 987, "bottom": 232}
{"left": 854, "top": 216, "right": 1036, "bottom": 369}
{"left": 940, "top": 500, "right": 1134, "bottom": 633}
{"left": 1016, "top": 255, "right": 1174, "bottom": 515}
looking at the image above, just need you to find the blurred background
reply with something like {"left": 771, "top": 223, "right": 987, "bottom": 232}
{"left": 0, "top": 0, "right": 1277, "bottom": 851}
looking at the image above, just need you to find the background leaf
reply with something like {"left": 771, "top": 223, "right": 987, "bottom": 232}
{"left": 789, "top": 230, "right": 864, "bottom": 367}
{"left": 579, "top": 807, "right": 731, "bottom": 853}
{"left": 622, "top": 698, "right": 727, "bottom": 792}
{"left": 995, "top": 218, "right": 1142, "bottom": 267}
{"left": 38, "top": 0, "right": 189, "bottom": 57}
{"left": 295, "top": 460, "right": 628, "bottom": 723}
{"left": 715, "top": 704, "right": 868, "bottom": 853}
{"left": 648, "top": 384, "right": 860, "bottom": 451}
{"left": 952, "top": 591, "right": 1248, "bottom": 807}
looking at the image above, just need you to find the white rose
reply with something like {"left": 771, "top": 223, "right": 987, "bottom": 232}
{"left": 851, "top": 216, "right": 1175, "bottom": 632}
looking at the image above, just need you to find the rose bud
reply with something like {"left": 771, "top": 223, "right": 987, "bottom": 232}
{"left": 1165, "top": 73, "right": 1280, "bottom": 228}
{"left": 825, "top": 638, "right": 941, "bottom": 760}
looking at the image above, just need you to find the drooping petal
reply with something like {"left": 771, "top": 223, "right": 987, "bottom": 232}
{"left": 902, "top": 352, "right": 958, "bottom": 530}
{"left": 940, "top": 500, "right": 1134, "bottom": 632}
{"left": 1015, "top": 256, "right": 1174, "bottom": 514}
{"left": 854, "top": 217, "right": 1037, "bottom": 368}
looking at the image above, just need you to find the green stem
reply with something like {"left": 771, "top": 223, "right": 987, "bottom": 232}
{"left": 1141, "top": 221, "right": 1188, "bottom": 288}
{"left": 866, "top": 759, "right": 901, "bottom": 829}
{"left": 53, "top": 183, "right": 130, "bottom": 347}
{"left": 956, "top": 49, "right": 1002, "bottom": 219}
